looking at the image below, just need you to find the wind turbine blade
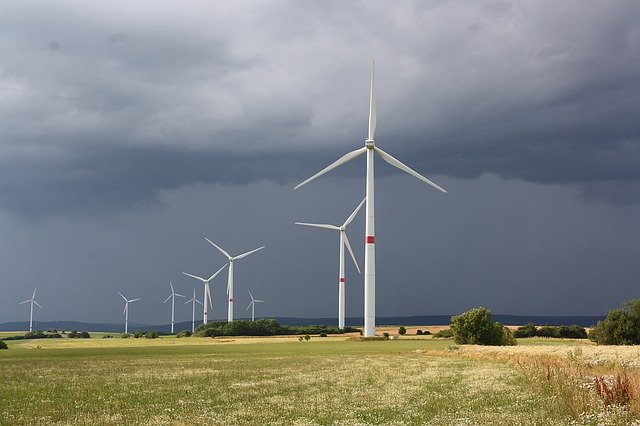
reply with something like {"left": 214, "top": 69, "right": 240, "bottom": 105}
{"left": 207, "top": 263, "right": 228, "bottom": 282}
{"left": 295, "top": 222, "right": 339, "bottom": 231}
{"left": 163, "top": 294, "right": 172, "bottom": 304}
{"left": 294, "top": 147, "right": 367, "bottom": 190}
{"left": 206, "top": 285, "right": 213, "bottom": 309}
{"left": 123, "top": 304, "right": 128, "bottom": 316}
{"left": 118, "top": 292, "right": 127, "bottom": 301}
{"left": 182, "top": 272, "right": 206, "bottom": 283}
{"left": 130, "top": 298, "right": 141, "bottom": 303}
{"left": 343, "top": 197, "right": 366, "bottom": 227}
{"left": 343, "top": 232, "right": 361, "bottom": 274}
{"left": 248, "top": 289, "right": 254, "bottom": 301}
{"left": 195, "top": 299, "right": 203, "bottom": 306}
{"left": 19, "top": 300, "right": 30, "bottom": 305}
{"left": 375, "top": 147, "right": 447, "bottom": 193}
{"left": 368, "top": 58, "right": 376, "bottom": 141}
{"left": 34, "top": 301, "right": 43, "bottom": 310}
{"left": 246, "top": 302, "right": 252, "bottom": 311}
{"left": 204, "top": 237, "right": 231, "bottom": 259}
{"left": 174, "top": 293, "right": 186, "bottom": 298}
{"left": 255, "top": 300, "right": 265, "bottom": 303}
{"left": 170, "top": 282, "right": 175, "bottom": 293}
{"left": 234, "top": 246, "right": 265, "bottom": 260}
{"left": 32, "top": 288, "right": 37, "bottom": 299}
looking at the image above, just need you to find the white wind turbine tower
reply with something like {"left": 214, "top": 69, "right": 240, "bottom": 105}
{"left": 19, "top": 288, "right": 43, "bottom": 332}
{"left": 185, "top": 288, "right": 203, "bottom": 333}
{"left": 118, "top": 292, "right": 140, "bottom": 334}
{"left": 296, "top": 197, "right": 365, "bottom": 329}
{"left": 295, "top": 59, "right": 446, "bottom": 337}
{"left": 246, "top": 290, "right": 265, "bottom": 322}
{"left": 163, "top": 281, "right": 185, "bottom": 334}
{"left": 205, "top": 237, "right": 265, "bottom": 322}
{"left": 182, "top": 264, "right": 227, "bottom": 325}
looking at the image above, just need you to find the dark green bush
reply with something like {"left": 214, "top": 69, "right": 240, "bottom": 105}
{"left": 145, "top": 331, "right": 158, "bottom": 339}
{"left": 590, "top": 299, "right": 640, "bottom": 345}
{"left": 450, "top": 307, "right": 516, "bottom": 346}
{"left": 133, "top": 331, "right": 143, "bottom": 339}
{"left": 0, "top": 340, "right": 7, "bottom": 350}
{"left": 121, "top": 333, "right": 131, "bottom": 338}
{"left": 514, "top": 322, "right": 537, "bottom": 338}
{"left": 176, "top": 330, "right": 192, "bottom": 338}
{"left": 17, "top": 331, "right": 62, "bottom": 340}
{"left": 398, "top": 326, "right": 406, "bottom": 335}
{"left": 304, "top": 335, "right": 310, "bottom": 341}
{"left": 102, "top": 335, "right": 113, "bottom": 339}
{"left": 68, "top": 331, "right": 91, "bottom": 338}
{"left": 382, "top": 332, "right": 390, "bottom": 339}
{"left": 416, "top": 329, "right": 423, "bottom": 335}
{"left": 433, "top": 328, "right": 453, "bottom": 339}
{"left": 320, "top": 333, "right": 327, "bottom": 337}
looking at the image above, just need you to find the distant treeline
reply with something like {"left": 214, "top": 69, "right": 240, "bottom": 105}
{"left": 1, "top": 330, "right": 63, "bottom": 340}
{"left": 195, "top": 319, "right": 359, "bottom": 337}
{"left": 514, "top": 323, "right": 587, "bottom": 339}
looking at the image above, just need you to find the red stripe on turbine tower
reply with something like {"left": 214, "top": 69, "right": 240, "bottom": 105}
{"left": 340, "top": 278, "right": 346, "bottom": 282}
{"left": 366, "top": 236, "right": 375, "bottom": 244}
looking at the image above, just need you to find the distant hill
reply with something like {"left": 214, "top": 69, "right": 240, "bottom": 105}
{"left": 0, "top": 314, "right": 604, "bottom": 333}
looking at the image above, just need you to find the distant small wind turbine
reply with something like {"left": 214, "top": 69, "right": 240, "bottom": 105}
{"left": 294, "top": 59, "right": 446, "bottom": 337}
{"left": 118, "top": 292, "right": 140, "bottom": 334}
{"left": 246, "top": 290, "right": 265, "bottom": 322}
{"left": 163, "top": 281, "right": 185, "bottom": 334}
{"left": 205, "top": 238, "right": 265, "bottom": 322}
{"left": 19, "top": 288, "right": 42, "bottom": 332}
{"left": 296, "top": 197, "right": 365, "bottom": 329}
{"left": 185, "top": 288, "right": 203, "bottom": 333}
{"left": 182, "top": 264, "right": 227, "bottom": 325}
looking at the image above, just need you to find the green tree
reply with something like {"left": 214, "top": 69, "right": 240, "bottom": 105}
{"left": 398, "top": 326, "right": 406, "bottom": 335}
{"left": 514, "top": 322, "right": 537, "bottom": 338}
{"left": 0, "top": 340, "right": 7, "bottom": 350}
{"left": 450, "top": 307, "right": 515, "bottom": 346}
{"left": 590, "top": 299, "right": 640, "bottom": 345}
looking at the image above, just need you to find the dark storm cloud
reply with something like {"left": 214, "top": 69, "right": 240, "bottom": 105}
{"left": 1, "top": 0, "right": 640, "bottom": 218}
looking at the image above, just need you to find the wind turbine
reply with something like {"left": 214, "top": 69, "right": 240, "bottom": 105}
{"left": 205, "top": 237, "right": 265, "bottom": 322}
{"left": 295, "top": 197, "right": 365, "bottom": 329}
{"left": 245, "top": 290, "right": 265, "bottom": 322}
{"left": 182, "top": 264, "right": 227, "bottom": 325}
{"left": 163, "top": 281, "right": 185, "bottom": 334}
{"left": 118, "top": 292, "right": 140, "bottom": 334}
{"left": 185, "top": 288, "right": 203, "bottom": 333}
{"left": 19, "top": 288, "right": 42, "bottom": 332}
{"left": 295, "top": 59, "right": 446, "bottom": 337}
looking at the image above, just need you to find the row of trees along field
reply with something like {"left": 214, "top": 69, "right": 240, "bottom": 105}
{"left": 442, "top": 299, "right": 640, "bottom": 346}
{"left": 1, "top": 299, "right": 639, "bottom": 348}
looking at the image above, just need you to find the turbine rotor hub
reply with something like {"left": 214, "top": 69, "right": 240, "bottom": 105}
{"left": 365, "top": 139, "right": 375, "bottom": 148}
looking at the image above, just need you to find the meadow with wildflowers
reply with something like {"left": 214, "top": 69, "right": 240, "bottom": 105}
{"left": 1, "top": 333, "right": 638, "bottom": 425}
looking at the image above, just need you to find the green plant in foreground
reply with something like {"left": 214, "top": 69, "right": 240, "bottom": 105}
{"left": 398, "top": 326, "right": 406, "bottom": 335}
{"left": 0, "top": 340, "right": 7, "bottom": 349}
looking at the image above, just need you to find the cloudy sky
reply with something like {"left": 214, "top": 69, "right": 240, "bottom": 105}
{"left": 1, "top": 1, "right": 639, "bottom": 325}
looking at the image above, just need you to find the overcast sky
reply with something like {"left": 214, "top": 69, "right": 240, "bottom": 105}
{"left": 1, "top": 1, "right": 639, "bottom": 325}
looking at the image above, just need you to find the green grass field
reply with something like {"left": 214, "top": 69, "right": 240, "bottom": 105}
{"left": 0, "top": 334, "right": 584, "bottom": 425}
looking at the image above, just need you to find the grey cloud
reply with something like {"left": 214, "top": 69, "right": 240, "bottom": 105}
{"left": 1, "top": 1, "right": 640, "bottom": 219}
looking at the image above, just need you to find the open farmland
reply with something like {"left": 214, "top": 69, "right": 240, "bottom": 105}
{"left": 1, "top": 334, "right": 639, "bottom": 425}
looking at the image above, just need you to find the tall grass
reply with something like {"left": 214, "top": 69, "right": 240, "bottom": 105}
{"left": 423, "top": 343, "right": 640, "bottom": 425}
